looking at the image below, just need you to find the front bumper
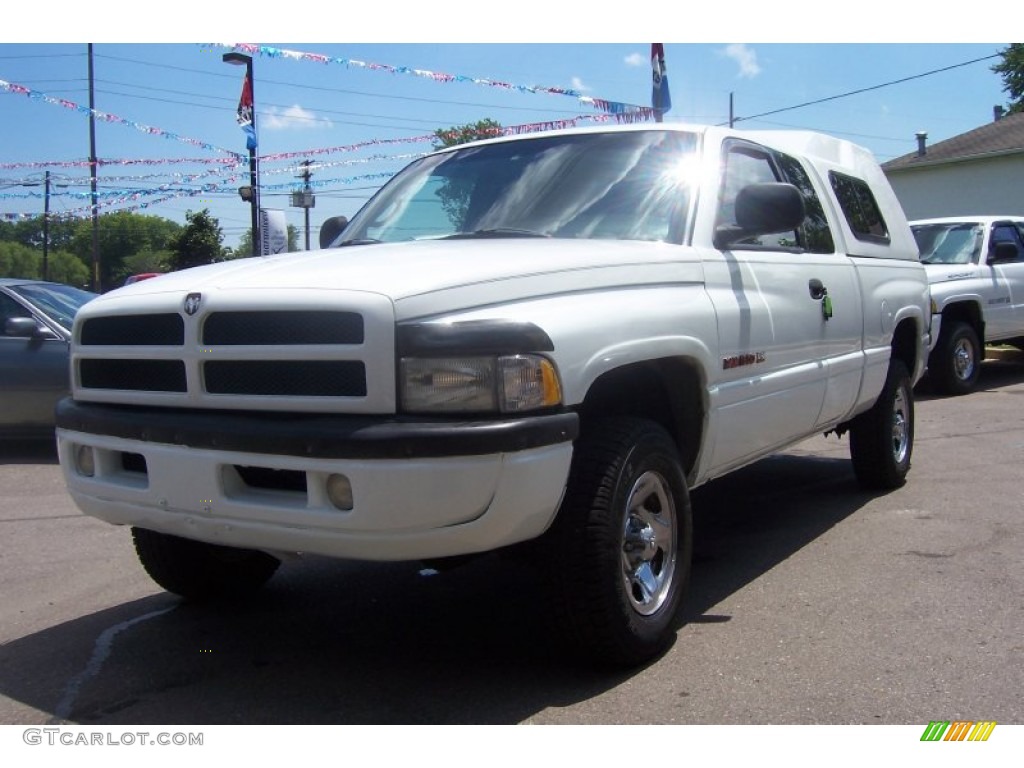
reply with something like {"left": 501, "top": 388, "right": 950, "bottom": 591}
{"left": 56, "top": 400, "right": 578, "bottom": 561}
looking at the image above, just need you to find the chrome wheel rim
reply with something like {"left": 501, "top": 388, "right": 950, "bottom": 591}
{"left": 891, "top": 383, "right": 910, "bottom": 465}
{"left": 621, "top": 470, "right": 677, "bottom": 616}
{"left": 953, "top": 337, "right": 976, "bottom": 381}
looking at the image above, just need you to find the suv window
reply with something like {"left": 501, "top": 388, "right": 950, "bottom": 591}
{"left": 991, "top": 223, "right": 1024, "bottom": 261}
{"left": 344, "top": 130, "right": 698, "bottom": 245}
{"left": 829, "top": 171, "right": 890, "bottom": 244}
{"left": 776, "top": 152, "right": 835, "bottom": 254}
{"left": 717, "top": 143, "right": 800, "bottom": 249}
{"left": 913, "top": 222, "right": 982, "bottom": 265}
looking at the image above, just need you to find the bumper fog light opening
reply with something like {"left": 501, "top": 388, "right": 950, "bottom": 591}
{"left": 74, "top": 444, "right": 96, "bottom": 478}
{"left": 326, "top": 473, "right": 354, "bottom": 511}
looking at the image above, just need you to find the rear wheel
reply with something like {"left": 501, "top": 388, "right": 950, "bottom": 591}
{"left": 132, "top": 528, "right": 280, "bottom": 601}
{"left": 930, "top": 321, "right": 981, "bottom": 396}
{"left": 541, "top": 417, "right": 692, "bottom": 667}
{"left": 850, "top": 359, "right": 914, "bottom": 490}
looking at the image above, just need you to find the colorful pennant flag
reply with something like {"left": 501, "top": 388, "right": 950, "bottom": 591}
{"left": 236, "top": 74, "right": 257, "bottom": 150}
{"left": 651, "top": 44, "right": 672, "bottom": 121}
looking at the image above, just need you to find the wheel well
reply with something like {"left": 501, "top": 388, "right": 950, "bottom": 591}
{"left": 940, "top": 301, "right": 984, "bottom": 342}
{"left": 576, "top": 358, "right": 704, "bottom": 478}
{"left": 891, "top": 316, "right": 920, "bottom": 376}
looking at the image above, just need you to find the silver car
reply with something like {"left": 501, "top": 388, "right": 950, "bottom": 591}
{"left": 1, "top": 279, "right": 97, "bottom": 438}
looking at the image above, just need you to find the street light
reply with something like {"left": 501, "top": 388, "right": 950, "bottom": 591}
{"left": 223, "top": 52, "right": 259, "bottom": 257}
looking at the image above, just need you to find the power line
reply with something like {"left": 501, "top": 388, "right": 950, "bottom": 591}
{"left": 734, "top": 53, "right": 1001, "bottom": 124}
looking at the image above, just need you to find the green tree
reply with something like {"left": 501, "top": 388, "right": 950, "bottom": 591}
{"left": 47, "top": 250, "right": 91, "bottom": 287}
{"left": 433, "top": 119, "right": 503, "bottom": 149}
{"left": 992, "top": 44, "right": 1024, "bottom": 115}
{"left": 70, "top": 211, "right": 180, "bottom": 289}
{"left": 0, "top": 241, "right": 40, "bottom": 278}
{"left": 2, "top": 216, "right": 80, "bottom": 252}
{"left": 167, "top": 209, "right": 226, "bottom": 271}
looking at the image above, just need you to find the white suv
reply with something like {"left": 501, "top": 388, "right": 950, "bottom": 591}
{"left": 57, "top": 125, "right": 929, "bottom": 665}
{"left": 912, "top": 216, "right": 1024, "bottom": 395}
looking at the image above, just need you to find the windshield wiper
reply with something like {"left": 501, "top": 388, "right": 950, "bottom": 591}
{"left": 442, "top": 228, "right": 550, "bottom": 240}
{"left": 336, "top": 238, "right": 382, "bottom": 247}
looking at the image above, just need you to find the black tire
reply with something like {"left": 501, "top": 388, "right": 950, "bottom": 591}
{"left": 850, "top": 359, "right": 914, "bottom": 490}
{"left": 541, "top": 417, "right": 692, "bottom": 667}
{"left": 131, "top": 527, "right": 280, "bottom": 601}
{"left": 930, "top": 321, "right": 981, "bottom": 396}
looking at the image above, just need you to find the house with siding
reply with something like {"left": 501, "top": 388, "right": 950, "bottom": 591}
{"left": 881, "top": 109, "right": 1024, "bottom": 219}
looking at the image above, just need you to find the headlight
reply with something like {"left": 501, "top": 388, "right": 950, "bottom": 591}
{"left": 400, "top": 354, "right": 562, "bottom": 414}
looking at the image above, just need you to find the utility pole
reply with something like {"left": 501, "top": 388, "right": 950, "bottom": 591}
{"left": 88, "top": 44, "right": 100, "bottom": 291}
{"left": 291, "top": 160, "right": 315, "bottom": 250}
{"left": 43, "top": 171, "right": 50, "bottom": 281}
{"left": 729, "top": 92, "right": 735, "bottom": 128}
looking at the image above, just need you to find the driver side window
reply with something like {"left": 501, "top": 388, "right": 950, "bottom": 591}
{"left": 718, "top": 144, "right": 798, "bottom": 249}
{"left": 991, "top": 224, "right": 1024, "bottom": 261}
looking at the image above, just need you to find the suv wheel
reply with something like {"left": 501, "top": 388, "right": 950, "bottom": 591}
{"left": 541, "top": 417, "right": 692, "bottom": 667}
{"left": 850, "top": 359, "right": 914, "bottom": 490}
{"left": 132, "top": 528, "right": 280, "bottom": 601}
{"left": 930, "top": 321, "right": 981, "bottom": 396}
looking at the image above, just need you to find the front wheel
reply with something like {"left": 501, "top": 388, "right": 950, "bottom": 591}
{"left": 132, "top": 528, "right": 280, "bottom": 601}
{"left": 541, "top": 417, "right": 692, "bottom": 667}
{"left": 930, "top": 321, "right": 981, "bottom": 396}
{"left": 849, "top": 359, "right": 914, "bottom": 490}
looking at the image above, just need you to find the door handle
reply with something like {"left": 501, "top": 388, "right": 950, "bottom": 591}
{"left": 809, "top": 278, "right": 832, "bottom": 320}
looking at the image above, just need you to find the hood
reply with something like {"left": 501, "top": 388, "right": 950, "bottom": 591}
{"left": 97, "top": 238, "right": 689, "bottom": 306}
{"left": 923, "top": 263, "right": 979, "bottom": 284}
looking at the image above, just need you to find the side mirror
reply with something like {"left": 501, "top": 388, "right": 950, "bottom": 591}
{"left": 988, "top": 241, "right": 1019, "bottom": 265}
{"left": 714, "top": 183, "right": 805, "bottom": 249}
{"left": 319, "top": 216, "right": 349, "bottom": 249}
{"left": 4, "top": 317, "right": 46, "bottom": 338}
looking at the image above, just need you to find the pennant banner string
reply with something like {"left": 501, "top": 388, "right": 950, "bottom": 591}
{"left": 0, "top": 78, "right": 245, "bottom": 159}
{"left": 207, "top": 44, "right": 651, "bottom": 117}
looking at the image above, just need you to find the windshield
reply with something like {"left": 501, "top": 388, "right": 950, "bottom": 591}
{"left": 11, "top": 283, "right": 97, "bottom": 330}
{"left": 338, "top": 130, "right": 699, "bottom": 245}
{"left": 912, "top": 222, "right": 982, "bottom": 265}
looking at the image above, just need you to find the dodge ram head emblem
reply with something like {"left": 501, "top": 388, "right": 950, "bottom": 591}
{"left": 183, "top": 293, "right": 202, "bottom": 316}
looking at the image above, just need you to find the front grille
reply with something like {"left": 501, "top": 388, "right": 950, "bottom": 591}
{"left": 80, "top": 359, "right": 187, "bottom": 392}
{"left": 203, "top": 360, "right": 367, "bottom": 397}
{"left": 203, "top": 311, "right": 364, "bottom": 345}
{"left": 73, "top": 301, "right": 384, "bottom": 411}
{"left": 81, "top": 314, "right": 184, "bottom": 346}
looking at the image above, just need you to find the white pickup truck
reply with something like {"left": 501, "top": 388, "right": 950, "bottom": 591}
{"left": 56, "top": 124, "right": 930, "bottom": 666}
{"left": 911, "top": 216, "right": 1024, "bottom": 395}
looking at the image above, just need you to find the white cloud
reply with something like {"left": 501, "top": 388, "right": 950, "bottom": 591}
{"left": 722, "top": 43, "right": 761, "bottom": 78}
{"left": 624, "top": 52, "right": 646, "bottom": 67}
{"left": 571, "top": 76, "right": 590, "bottom": 92}
{"left": 261, "top": 105, "right": 333, "bottom": 131}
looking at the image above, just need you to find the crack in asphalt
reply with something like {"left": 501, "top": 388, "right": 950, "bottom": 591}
{"left": 49, "top": 606, "right": 176, "bottom": 724}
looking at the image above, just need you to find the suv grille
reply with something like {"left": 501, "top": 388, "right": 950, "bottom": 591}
{"left": 81, "top": 314, "right": 184, "bottom": 346}
{"left": 203, "top": 311, "right": 364, "bottom": 345}
{"left": 76, "top": 309, "right": 370, "bottom": 401}
{"left": 204, "top": 360, "right": 367, "bottom": 396}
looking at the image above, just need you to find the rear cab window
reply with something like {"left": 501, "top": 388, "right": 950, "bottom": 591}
{"left": 829, "top": 171, "right": 890, "bottom": 245}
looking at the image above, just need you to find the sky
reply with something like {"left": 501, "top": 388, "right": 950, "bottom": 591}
{"left": 0, "top": 5, "right": 1014, "bottom": 252}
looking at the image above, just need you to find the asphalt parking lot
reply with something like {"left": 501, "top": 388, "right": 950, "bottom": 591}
{"left": 1, "top": 352, "right": 1022, "bottom": 726}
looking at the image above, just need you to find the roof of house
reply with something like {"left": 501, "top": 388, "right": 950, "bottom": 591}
{"left": 882, "top": 110, "right": 1024, "bottom": 172}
